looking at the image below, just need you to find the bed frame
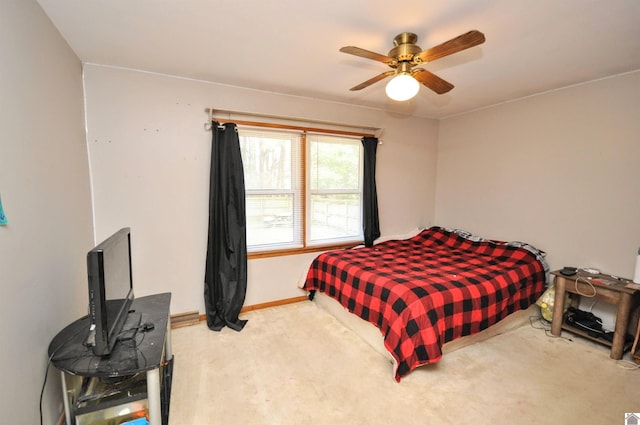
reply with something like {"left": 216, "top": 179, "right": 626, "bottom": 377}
{"left": 313, "top": 291, "right": 538, "bottom": 367}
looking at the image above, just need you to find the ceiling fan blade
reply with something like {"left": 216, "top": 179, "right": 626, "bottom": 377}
{"left": 412, "top": 69, "right": 454, "bottom": 94}
{"left": 349, "top": 70, "right": 395, "bottom": 91}
{"left": 340, "top": 46, "right": 396, "bottom": 65}
{"left": 414, "top": 30, "right": 485, "bottom": 63}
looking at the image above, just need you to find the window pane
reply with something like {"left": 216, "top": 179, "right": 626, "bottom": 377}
{"left": 246, "top": 194, "right": 296, "bottom": 247}
{"left": 309, "top": 193, "right": 362, "bottom": 241}
{"left": 239, "top": 129, "right": 302, "bottom": 251}
{"left": 240, "top": 133, "right": 293, "bottom": 190}
{"left": 310, "top": 138, "right": 361, "bottom": 190}
{"left": 308, "top": 135, "right": 363, "bottom": 244}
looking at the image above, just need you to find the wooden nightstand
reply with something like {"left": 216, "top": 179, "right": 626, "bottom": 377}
{"left": 550, "top": 270, "right": 640, "bottom": 359}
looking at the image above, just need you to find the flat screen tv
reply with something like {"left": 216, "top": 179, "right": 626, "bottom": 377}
{"left": 86, "top": 227, "right": 135, "bottom": 356}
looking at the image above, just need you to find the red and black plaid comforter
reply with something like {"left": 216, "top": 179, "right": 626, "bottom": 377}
{"left": 303, "top": 226, "right": 546, "bottom": 381}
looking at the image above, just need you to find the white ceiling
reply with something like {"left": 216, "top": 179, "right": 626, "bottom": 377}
{"left": 37, "top": 0, "right": 640, "bottom": 119}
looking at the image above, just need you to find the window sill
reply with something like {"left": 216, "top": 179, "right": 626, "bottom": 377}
{"left": 248, "top": 241, "right": 363, "bottom": 260}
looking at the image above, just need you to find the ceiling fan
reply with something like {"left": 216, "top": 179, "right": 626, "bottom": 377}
{"left": 339, "top": 30, "right": 485, "bottom": 101}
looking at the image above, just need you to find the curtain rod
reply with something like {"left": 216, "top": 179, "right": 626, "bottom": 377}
{"left": 205, "top": 108, "right": 380, "bottom": 139}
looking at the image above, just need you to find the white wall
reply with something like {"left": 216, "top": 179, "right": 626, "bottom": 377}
{"left": 435, "top": 71, "right": 640, "bottom": 326}
{"left": 83, "top": 64, "right": 439, "bottom": 315}
{"left": 0, "top": 2, "right": 93, "bottom": 423}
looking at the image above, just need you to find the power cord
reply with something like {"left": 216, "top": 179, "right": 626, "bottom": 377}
{"left": 118, "top": 328, "right": 149, "bottom": 369}
{"left": 117, "top": 321, "right": 154, "bottom": 342}
{"left": 573, "top": 268, "right": 598, "bottom": 298}
{"left": 617, "top": 359, "right": 640, "bottom": 370}
{"left": 529, "top": 311, "right": 573, "bottom": 342}
{"left": 40, "top": 354, "right": 54, "bottom": 425}
{"left": 40, "top": 327, "right": 85, "bottom": 425}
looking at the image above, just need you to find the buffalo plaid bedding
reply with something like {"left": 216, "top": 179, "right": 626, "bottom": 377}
{"left": 303, "top": 226, "right": 547, "bottom": 381}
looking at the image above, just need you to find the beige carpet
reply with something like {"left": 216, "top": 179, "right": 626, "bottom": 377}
{"left": 169, "top": 301, "right": 638, "bottom": 425}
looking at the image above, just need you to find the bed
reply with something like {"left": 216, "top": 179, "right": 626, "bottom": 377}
{"left": 302, "top": 226, "right": 548, "bottom": 381}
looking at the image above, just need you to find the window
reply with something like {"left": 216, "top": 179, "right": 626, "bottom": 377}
{"left": 239, "top": 128, "right": 364, "bottom": 255}
{"left": 307, "top": 134, "right": 363, "bottom": 244}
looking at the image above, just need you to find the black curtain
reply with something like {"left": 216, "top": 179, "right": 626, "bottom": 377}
{"left": 361, "top": 136, "right": 380, "bottom": 247}
{"left": 204, "top": 122, "right": 248, "bottom": 332}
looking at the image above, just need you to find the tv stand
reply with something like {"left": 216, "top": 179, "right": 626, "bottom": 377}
{"left": 48, "top": 293, "right": 172, "bottom": 425}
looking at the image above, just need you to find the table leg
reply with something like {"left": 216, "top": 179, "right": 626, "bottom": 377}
{"left": 61, "top": 371, "right": 72, "bottom": 425}
{"left": 611, "top": 293, "right": 632, "bottom": 359}
{"left": 551, "top": 276, "right": 567, "bottom": 336}
{"left": 147, "top": 368, "right": 161, "bottom": 425}
{"left": 165, "top": 316, "right": 173, "bottom": 360}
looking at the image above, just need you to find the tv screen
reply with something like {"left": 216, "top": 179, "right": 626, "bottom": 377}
{"left": 87, "top": 227, "right": 135, "bottom": 356}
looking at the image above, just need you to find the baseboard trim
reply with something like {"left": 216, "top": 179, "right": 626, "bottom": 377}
{"left": 240, "top": 295, "right": 309, "bottom": 313}
{"left": 171, "top": 311, "right": 200, "bottom": 329}
{"left": 188, "top": 295, "right": 309, "bottom": 324}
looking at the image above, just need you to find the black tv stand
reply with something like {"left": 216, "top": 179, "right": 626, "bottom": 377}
{"left": 48, "top": 293, "right": 172, "bottom": 425}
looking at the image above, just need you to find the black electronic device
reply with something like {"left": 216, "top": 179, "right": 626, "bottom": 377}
{"left": 560, "top": 266, "right": 577, "bottom": 276}
{"left": 142, "top": 322, "right": 155, "bottom": 332}
{"left": 564, "top": 306, "right": 614, "bottom": 342}
{"left": 87, "top": 227, "right": 135, "bottom": 356}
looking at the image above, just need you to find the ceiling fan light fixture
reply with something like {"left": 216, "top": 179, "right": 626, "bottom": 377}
{"left": 340, "top": 29, "right": 485, "bottom": 98}
{"left": 385, "top": 72, "right": 419, "bottom": 101}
